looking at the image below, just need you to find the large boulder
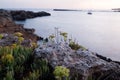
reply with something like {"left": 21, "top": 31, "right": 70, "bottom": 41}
{"left": 35, "top": 42, "right": 120, "bottom": 80}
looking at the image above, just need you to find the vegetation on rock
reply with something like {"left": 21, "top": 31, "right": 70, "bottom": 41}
{"left": 0, "top": 33, "right": 54, "bottom": 80}
{"left": 53, "top": 66, "right": 70, "bottom": 80}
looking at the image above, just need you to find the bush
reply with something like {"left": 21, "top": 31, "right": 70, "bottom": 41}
{"left": 14, "top": 32, "right": 23, "bottom": 37}
{"left": 0, "top": 34, "right": 3, "bottom": 39}
{"left": 69, "top": 41, "right": 86, "bottom": 50}
{"left": 53, "top": 66, "right": 70, "bottom": 80}
{"left": 0, "top": 44, "right": 54, "bottom": 80}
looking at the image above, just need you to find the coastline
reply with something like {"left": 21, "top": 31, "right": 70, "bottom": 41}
{"left": 0, "top": 9, "right": 50, "bottom": 42}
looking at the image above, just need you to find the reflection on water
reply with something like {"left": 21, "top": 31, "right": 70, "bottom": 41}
{"left": 19, "top": 11, "right": 120, "bottom": 61}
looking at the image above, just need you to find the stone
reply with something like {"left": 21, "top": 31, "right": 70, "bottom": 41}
{"left": 10, "top": 10, "right": 51, "bottom": 21}
{"left": 35, "top": 42, "right": 120, "bottom": 80}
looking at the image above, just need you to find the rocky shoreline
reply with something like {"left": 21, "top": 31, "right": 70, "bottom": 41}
{"left": 10, "top": 10, "right": 51, "bottom": 21}
{"left": 35, "top": 41, "right": 120, "bottom": 80}
{"left": 0, "top": 9, "right": 50, "bottom": 42}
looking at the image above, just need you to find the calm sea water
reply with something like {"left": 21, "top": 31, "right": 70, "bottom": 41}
{"left": 16, "top": 9, "right": 120, "bottom": 61}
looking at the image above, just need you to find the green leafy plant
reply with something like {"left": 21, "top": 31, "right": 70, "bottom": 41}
{"left": 14, "top": 65, "right": 24, "bottom": 74}
{"left": 0, "top": 33, "right": 54, "bottom": 80}
{"left": 0, "top": 45, "right": 34, "bottom": 80}
{"left": 0, "top": 34, "right": 3, "bottom": 39}
{"left": 3, "top": 71, "right": 14, "bottom": 80}
{"left": 60, "top": 32, "right": 68, "bottom": 42}
{"left": 53, "top": 66, "right": 70, "bottom": 80}
{"left": 23, "top": 70, "right": 40, "bottom": 80}
{"left": 69, "top": 41, "right": 86, "bottom": 50}
{"left": 49, "top": 34, "right": 55, "bottom": 42}
{"left": 14, "top": 32, "right": 23, "bottom": 37}
{"left": 69, "top": 41, "right": 80, "bottom": 50}
{"left": 1, "top": 54, "right": 14, "bottom": 64}
{"left": 30, "top": 42, "right": 38, "bottom": 48}
{"left": 18, "top": 37, "right": 24, "bottom": 44}
{"left": 31, "top": 59, "right": 49, "bottom": 77}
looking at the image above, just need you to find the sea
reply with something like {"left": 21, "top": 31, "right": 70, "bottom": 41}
{"left": 14, "top": 8, "right": 120, "bottom": 61}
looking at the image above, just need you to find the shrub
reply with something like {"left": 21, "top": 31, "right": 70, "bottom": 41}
{"left": 0, "top": 44, "right": 53, "bottom": 80}
{"left": 53, "top": 66, "right": 70, "bottom": 80}
{"left": 49, "top": 34, "right": 55, "bottom": 42}
{"left": 69, "top": 41, "right": 80, "bottom": 50}
{"left": 60, "top": 32, "right": 68, "bottom": 42}
{"left": 69, "top": 41, "right": 86, "bottom": 50}
{"left": 3, "top": 71, "right": 14, "bottom": 80}
{"left": 14, "top": 32, "right": 23, "bottom": 37}
{"left": 30, "top": 42, "right": 38, "bottom": 48}
{"left": 18, "top": 37, "right": 24, "bottom": 44}
{"left": 0, "top": 34, "right": 3, "bottom": 39}
{"left": 1, "top": 54, "right": 14, "bottom": 64}
{"left": 23, "top": 70, "right": 40, "bottom": 80}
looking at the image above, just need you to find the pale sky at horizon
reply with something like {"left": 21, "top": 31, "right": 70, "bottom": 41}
{"left": 0, "top": 0, "right": 120, "bottom": 10}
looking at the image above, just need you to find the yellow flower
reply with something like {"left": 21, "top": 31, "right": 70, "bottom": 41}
{"left": 1, "top": 54, "right": 14, "bottom": 63}
{"left": 53, "top": 66, "right": 70, "bottom": 78}
{"left": 0, "top": 34, "right": 3, "bottom": 39}
{"left": 14, "top": 32, "right": 23, "bottom": 37}
{"left": 31, "top": 42, "right": 37, "bottom": 48}
{"left": 11, "top": 44, "right": 17, "bottom": 48}
{"left": 18, "top": 37, "right": 24, "bottom": 43}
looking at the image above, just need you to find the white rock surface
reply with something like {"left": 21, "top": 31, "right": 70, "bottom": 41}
{"left": 35, "top": 41, "right": 120, "bottom": 80}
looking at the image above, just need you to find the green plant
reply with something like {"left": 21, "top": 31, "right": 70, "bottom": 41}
{"left": 0, "top": 45, "right": 34, "bottom": 79}
{"left": 30, "top": 42, "right": 38, "bottom": 48}
{"left": 14, "top": 65, "right": 24, "bottom": 74}
{"left": 1, "top": 53, "right": 14, "bottom": 65}
{"left": 11, "top": 44, "right": 17, "bottom": 49}
{"left": 0, "top": 34, "right": 3, "bottom": 39}
{"left": 49, "top": 34, "right": 55, "bottom": 42}
{"left": 60, "top": 32, "right": 68, "bottom": 42}
{"left": 0, "top": 32, "right": 54, "bottom": 80}
{"left": 53, "top": 66, "right": 70, "bottom": 80}
{"left": 14, "top": 32, "right": 23, "bottom": 37}
{"left": 3, "top": 71, "right": 14, "bottom": 80}
{"left": 69, "top": 41, "right": 80, "bottom": 50}
{"left": 23, "top": 70, "right": 40, "bottom": 80}
{"left": 69, "top": 41, "right": 86, "bottom": 50}
{"left": 18, "top": 37, "right": 24, "bottom": 44}
{"left": 31, "top": 59, "right": 49, "bottom": 76}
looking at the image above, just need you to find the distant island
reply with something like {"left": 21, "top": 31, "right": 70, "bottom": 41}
{"left": 112, "top": 8, "right": 120, "bottom": 12}
{"left": 53, "top": 9, "right": 81, "bottom": 11}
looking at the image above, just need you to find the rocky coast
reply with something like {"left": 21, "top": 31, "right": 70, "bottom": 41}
{"left": 35, "top": 41, "right": 120, "bottom": 80}
{"left": 0, "top": 9, "right": 50, "bottom": 43}
{"left": 0, "top": 9, "right": 120, "bottom": 80}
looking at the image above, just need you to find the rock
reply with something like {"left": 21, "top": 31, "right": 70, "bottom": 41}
{"left": 0, "top": 33, "right": 32, "bottom": 47}
{"left": 10, "top": 10, "right": 51, "bottom": 21}
{"left": 0, "top": 9, "right": 13, "bottom": 28}
{"left": 0, "top": 9, "right": 50, "bottom": 42}
{"left": 96, "top": 53, "right": 112, "bottom": 62}
{"left": 24, "top": 28, "right": 35, "bottom": 34}
{"left": 0, "top": 34, "right": 17, "bottom": 46}
{"left": 35, "top": 42, "right": 120, "bottom": 80}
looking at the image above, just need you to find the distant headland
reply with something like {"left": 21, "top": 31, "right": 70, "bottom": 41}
{"left": 53, "top": 9, "right": 81, "bottom": 11}
{"left": 112, "top": 8, "right": 120, "bottom": 12}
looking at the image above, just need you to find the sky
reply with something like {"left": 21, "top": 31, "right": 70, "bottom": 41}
{"left": 0, "top": 0, "right": 120, "bottom": 10}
